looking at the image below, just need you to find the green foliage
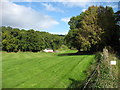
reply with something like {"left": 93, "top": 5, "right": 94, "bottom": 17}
{"left": 113, "top": 10, "right": 120, "bottom": 52}
{"left": 2, "top": 26, "right": 65, "bottom": 52}
{"left": 88, "top": 52, "right": 119, "bottom": 88}
{"left": 65, "top": 6, "right": 116, "bottom": 52}
{"left": 58, "top": 45, "right": 69, "bottom": 51}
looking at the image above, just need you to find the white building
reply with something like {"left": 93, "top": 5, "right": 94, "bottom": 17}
{"left": 43, "top": 49, "right": 53, "bottom": 52}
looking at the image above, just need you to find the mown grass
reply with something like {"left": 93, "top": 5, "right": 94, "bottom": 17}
{"left": 2, "top": 50, "right": 95, "bottom": 88}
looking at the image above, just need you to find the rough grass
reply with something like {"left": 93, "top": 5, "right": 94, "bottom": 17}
{"left": 88, "top": 52, "right": 119, "bottom": 88}
{"left": 2, "top": 50, "right": 95, "bottom": 88}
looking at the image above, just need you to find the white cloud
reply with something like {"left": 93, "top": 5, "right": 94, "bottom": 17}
{"left": 60, "top": 0, "right": 119, "bottom": 8}
{"left": 42, "top": 3, "right": 64, "bottom": 13}
{"left": 61, "top": 17, "right": 70, "bottom": 23}
{"left": 82, "top": 9, "right": 87, "bottom": 12}
{"left": 1, "top": 0, "right": 59, "bottom": 30}
{"left": 3, "top": 0, "right": 120, "bottom": 2}
{"left": 50, "top": 31, "right": 68, "bottom": 35}
{"left": 60, "top": 0, "right": 92, "bottom": 8}
{"left": 107, "top": 4, "right": 118, "bottom": 8}
{"left": 57, "top": 0, "right": 119, "bottom": 2}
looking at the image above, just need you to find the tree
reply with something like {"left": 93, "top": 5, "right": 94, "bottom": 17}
{"left": 113, "top": 10, "right": 120, "bottom": 51}
{"left": 65, "top": 6, "right": 116, "bottom": 52}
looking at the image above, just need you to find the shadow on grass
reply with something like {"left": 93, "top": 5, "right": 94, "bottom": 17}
{"left": 67, "top": 78, "right": 85, "bottom": 89}
{"left": 58, "top": 51, "right": 94, "bottom": 56}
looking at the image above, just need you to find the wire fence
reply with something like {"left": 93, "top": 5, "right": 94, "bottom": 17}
{"left": 82, "top": 49, "right": 119, "bottom": 89}
{"left": 82, "top": 63, "right": 100, "bottom": 89}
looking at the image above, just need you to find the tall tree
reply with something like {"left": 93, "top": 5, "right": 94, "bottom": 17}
{"left": 65, "top": 6, "right": 116, "bottom": 52}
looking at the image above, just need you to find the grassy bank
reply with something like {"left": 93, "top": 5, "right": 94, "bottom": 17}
{"left": 87, "top": 52, "right": 119, "bottom": 88}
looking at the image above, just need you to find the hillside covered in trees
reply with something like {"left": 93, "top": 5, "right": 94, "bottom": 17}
{"left": 1, "top": 26, "right": 65, "bottom": 52}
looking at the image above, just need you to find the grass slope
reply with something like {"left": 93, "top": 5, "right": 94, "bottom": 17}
{"left": 2, "top": 50, "right": 95, "bottom": 88}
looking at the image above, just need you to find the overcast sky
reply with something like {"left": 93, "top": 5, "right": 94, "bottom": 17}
{"left": 1, "top": 0, "right": 119, "bottom": 35}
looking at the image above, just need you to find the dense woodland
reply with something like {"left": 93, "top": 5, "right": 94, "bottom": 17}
{"left": 65, "top": 6, "right": 120, "bottom": 52}
{"left": 1, "top": 26, "right": 65, "bottom": 52}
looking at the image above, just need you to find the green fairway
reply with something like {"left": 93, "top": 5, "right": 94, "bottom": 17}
{"left": 2, "top": 50, "right": 95, "bottom": 88}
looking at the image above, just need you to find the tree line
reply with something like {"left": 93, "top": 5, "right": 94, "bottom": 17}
{"left": 1, "top": 6, "right": 120, "bottom": 53}
{"left": 65, "top": 6, "right": 120, "bottom": 52}
{"left": 1, "top": 26, "right": 65, "bottom": 52}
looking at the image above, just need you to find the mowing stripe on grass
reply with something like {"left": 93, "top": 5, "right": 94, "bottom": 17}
{"left": 3, "top": 55, "right": 82, "bottom": 88}
{"left": 2, "top": 51, "right": 95, "bottom": 88}
{"left": 51, "top": 56, "right": 88, "bottom": 88}
{"left": 14, "top": 58, "right": 71, "bottom": 87}
{"left": 3, "top": 57, "right": 67, "bottom": 88}
{"left": 25, "top": 56, "right": 85, "bottom": 88}
{"left": 15, "top": 56, "right": 84, "bottom": 88}
{"left": 54, "top": 55, "right": 95, "bottom": 88}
